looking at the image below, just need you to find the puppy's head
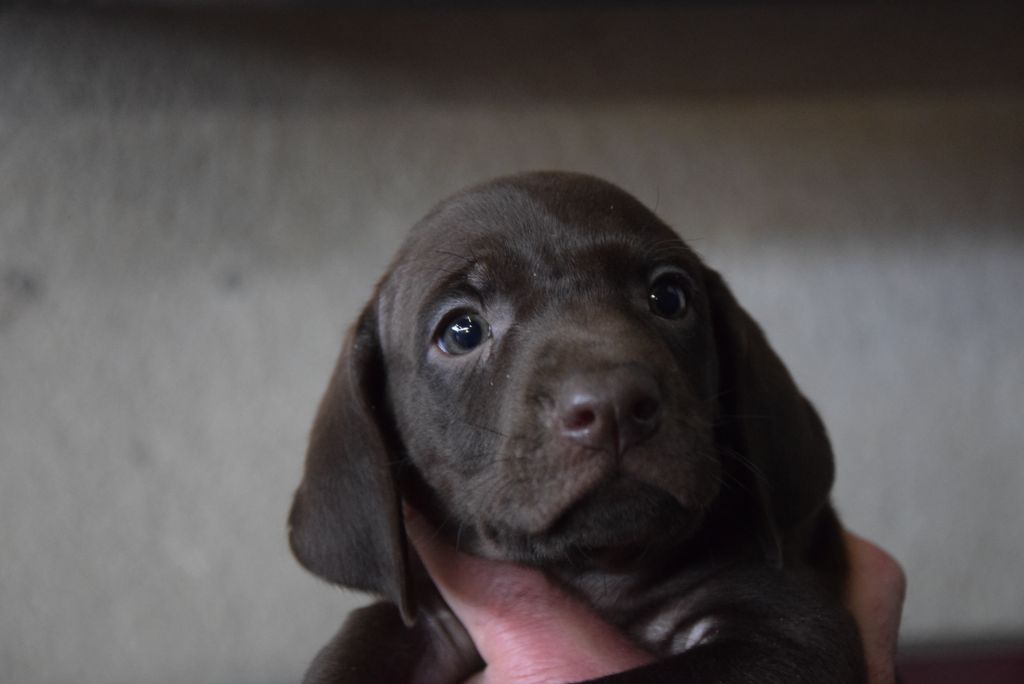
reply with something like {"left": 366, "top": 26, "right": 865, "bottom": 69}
{"left": 288, "top": 172, "right": 834, "bottom": 621}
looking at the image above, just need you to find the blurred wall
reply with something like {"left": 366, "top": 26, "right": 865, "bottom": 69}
{"left": 1, "top": 5, "right": 1023, "bottom": 683}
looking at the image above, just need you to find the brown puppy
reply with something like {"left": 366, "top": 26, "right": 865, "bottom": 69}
{"left": 288, "top": 172, "right": 865, "bottom": 683}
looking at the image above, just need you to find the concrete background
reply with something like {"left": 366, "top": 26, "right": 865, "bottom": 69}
{"left": 1, "top": 4, "right": 1023, "bottom": 683}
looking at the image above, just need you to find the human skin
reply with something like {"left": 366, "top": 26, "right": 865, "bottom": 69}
{"left": 405, "top": 508, "right": 906, "bottom": 684}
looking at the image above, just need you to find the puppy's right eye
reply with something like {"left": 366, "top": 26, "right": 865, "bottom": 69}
{"left": 437, "top": 313, "right": 491, "bottom": 355}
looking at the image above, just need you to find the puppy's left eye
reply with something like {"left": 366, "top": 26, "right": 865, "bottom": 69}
{"left": 437, "top": 313, "right": 491, "bottom": 355}
{"left": 649, "top": 277, "right": 688, "bottom": 319}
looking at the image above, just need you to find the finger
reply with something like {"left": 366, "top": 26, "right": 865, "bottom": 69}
{"left": 405, "top": 506, "right": 652, "bottom": 681}
{"left": 843, "top": 531, "right": 907, "bottom": 684}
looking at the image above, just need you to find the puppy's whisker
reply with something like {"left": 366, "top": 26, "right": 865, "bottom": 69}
{"left": 453, "top": 418, "right": 514, "bottom": 441}
{"left": 455, "top": 521, "right": 466, "bottom": 552}
{"left": 432, "top": 248, "right": 477, "bottom": 265}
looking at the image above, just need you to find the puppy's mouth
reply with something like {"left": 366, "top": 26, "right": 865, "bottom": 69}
{"left": 486, "top": 474, "right": 701, "bottom": 569}
{"left": 554, "top": 476, "right": 696, "bottom": 539}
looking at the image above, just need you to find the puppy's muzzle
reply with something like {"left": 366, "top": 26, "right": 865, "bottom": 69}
{"left": 556, "top": 368, "right": 662, "bottom": 456}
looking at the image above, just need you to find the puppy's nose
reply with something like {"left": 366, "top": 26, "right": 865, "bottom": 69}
{"left": 558, "top": 371, "right": 661, "bottom": 455}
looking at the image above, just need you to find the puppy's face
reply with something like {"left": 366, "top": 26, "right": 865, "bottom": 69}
{"left": 375, "top": 175, "right": 723, "bottom": 568}
{"left": 289, "top": 172, "right": 833, "bottom": 614}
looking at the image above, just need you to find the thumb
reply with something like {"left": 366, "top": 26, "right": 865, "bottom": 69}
{"left": 844, "top": 531, "right": 906, "bottom": 684}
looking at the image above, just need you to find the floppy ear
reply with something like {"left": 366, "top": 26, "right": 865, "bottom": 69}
{"left": 704, "top": 268, "right": 835, "bottom": 563}
{"left": 287, "top": 303, "right": 414, "bottom": 623}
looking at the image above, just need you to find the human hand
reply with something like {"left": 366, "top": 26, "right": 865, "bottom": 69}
{"left": 406, "top": 507, "right": 905, "bottom": 684}
{"left": 404, "top": 507, "right": 652, "bottom": 684}
{"left": 843, "top": 531, "right": 907, "bottom": 684}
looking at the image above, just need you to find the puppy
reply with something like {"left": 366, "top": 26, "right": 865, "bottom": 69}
{"left": 288, "top": 172, "right": 865, "bottom": 683}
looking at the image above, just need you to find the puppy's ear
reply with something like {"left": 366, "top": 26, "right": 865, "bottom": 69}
{"left": 704, "top": 268, "right": 835, "bottom": 563}
{"left": 288, "top": 303, "right": 414, "bottom": 623}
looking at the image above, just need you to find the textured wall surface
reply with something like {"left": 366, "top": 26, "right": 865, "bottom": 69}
{"left": 1, "top": 5, "right": 1023, "bottom": 683}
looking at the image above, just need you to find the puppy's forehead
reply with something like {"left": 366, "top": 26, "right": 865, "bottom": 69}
{"left": 396, "top": 174, "right": 687, "bottom": 281}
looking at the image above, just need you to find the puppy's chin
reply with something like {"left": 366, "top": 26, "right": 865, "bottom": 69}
{"left": 480, "top": 476, "right": 703, "bottom": 571}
